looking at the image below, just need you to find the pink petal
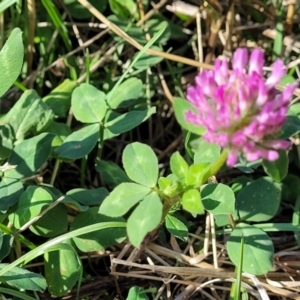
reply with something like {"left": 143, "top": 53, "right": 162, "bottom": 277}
{"left": 232, "top": 48, "right": 248, "bottom": 71}
{"left": 227, "top": 149, "right": 239, "bottom": 166}
{"left": 214, "top": 59, "right": 229, "bottom": 85}
{"left": 249, "top": 48, "right": 264, "bottom": 76}
{"left": 263, "top": 140, "right": 291, "bottom": 149}
{"left": 261, "top": 149, "right": 279, "bottom": 161}
{"left": 265, "top": 59, "right": 286, "bottom": 89}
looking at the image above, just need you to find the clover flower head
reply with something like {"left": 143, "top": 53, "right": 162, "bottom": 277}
{"left": 186, "top": 48, "right": 298, "bottom": 166}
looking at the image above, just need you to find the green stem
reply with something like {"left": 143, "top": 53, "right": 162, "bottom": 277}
{"left": 203, "top": 149, "right": 228, "bottom": 183}
{"left": 160, "top": 196, "right": 180, "bottom": 223}
{"left": 97, "top": 123, "right": 105, "bottom": 161}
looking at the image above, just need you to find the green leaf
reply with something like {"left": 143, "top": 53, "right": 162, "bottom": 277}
{"left": 9, "top": 186, "right": 52, "bottom": 229}
{"left": 282, "top": 174, "right": 300, "bottom": 203}
{"left": 71, "top": 208, "right": 126, "bottom": 251}
{"left": 133, "top": 46, "right": 164, "bottom": 69}
{"left": 0, "top": 234, "right": 13, "bottom": 262}
{"left": 185, "top": 163, "right": 210, "bottom": 188}
{"left": 0, "top": 28, "right": 23, "bottom": 98}
{"left": 43, "top": 79, "right": 77, "bottom": 117}
{"left": 108, "top": 0, "right": 138, "bottom": 19}
{"left": 41, "top": 185, "right": 89, "bottom": 212}
{"left": 147, "top": 15, "right": 187, "bottom": 42}
{"left": 0, "top": 1, "right": 19, "bottom": 14}
{"left": 173, "top": 98, "right": 205, "bottom": 135}
{"left": 64, "top": 0, "right": 107, "bottom": 19}
{"left": 0, "top": 124, "right": 14, "bottom": 160}
{"left": 107, "top": 15, "right": 144, "bottom": 43}
{"left": 272, "top": 19, "right": 283, "bottom": 60}
{"left": 46, "top": 121, "right": 72, "bottom": 155}
{"left": 0, "top": 230, "right": 3, "bottom": 253}
{"left": 281, "top": 115, "right": 300, "bottom": 139}
{"left": 0, "top": 264, "right": 46, "bottom": 292}
{"left": 158, "top": 176, "right": 183, "bottom": 197}
{"left": 44, "top": 241, "right": 81, "bottom": 296}
{"left": 231, "top": 176, "right": 252, "bottom": 195}
{"left": 30, "top": 204, "right": 68, "bottom": 237}
{"left": 3, "top": 90, "right": 54, "bottom": 140}
{"left": 201, "top": 183, "right": 235, "bottom": 215}
{"left": 66, "top": 187, "right": 108, "bottom": 206}
{"left": 99, "top": 182, "right": 151, "bottom": 217}
{"left": 182, "top": 189, "right": 204, "bottom": 215}
{"left": 104, "top": 107, "right": 156, "bottom": 138}
{"left": 262, "top": 150, "right": 288, "bottom": 182}
{"left": 0, "top": 178, "right": 23, "bottom": 211}
{"left": 107, "top": 77, "right": 142, "bottom": 109}
{"left": 226, "top": 223, "right": 274, "bottom": 275}
{"left": 170, "top": 152, "right": 188, "bottom": 182}
{"left": 127, "top": 192, "right": 162, "bottom": 247}
{"left": 214, "top": 212, "right": 239, "bottom": 227}
{"left": 237, "top": 177, "right": 281, "bottom": 222}
{"left": 96, "top": 160, "right": 130, "bottom": 188}
{"left": 122, "top": 142, "right": 158, "bottom": 187}
{"left": 54, "top": 123, "right": 99, "bottom": 160}
{"left": 165, "top": 214, "right": 188, "bottom": 241}
{"left": 6, "top": 133, "right": 54, "bottom": 179}
{"left": 193, "top": 138, "right": 220, "bottom": 164}
{"left": 280, "top": 74, "right": 296, "bottom": 85}
{"left": 71, "top": 83, "right": 107, "bottom": 123}
{"left": 158, "top": 177, "right": 171, "bottom": 191}
{"left": 126, "top": 286, "right": 150, "bottom": 300}
{"left": 0, "top": 222, "right": 127, "bottom": 277}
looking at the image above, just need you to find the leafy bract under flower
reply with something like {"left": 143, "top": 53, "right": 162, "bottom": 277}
{"left": 186, "top": 48, "right": 298, "bottom": 166}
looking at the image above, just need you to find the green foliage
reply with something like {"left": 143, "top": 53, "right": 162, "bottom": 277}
{"left": 0, "top": 1, "right": 298, "bottom": 296}
{"left": 236, "top": 177, "right": 281, "bottom": 222}
{"left": 122, "top": 142, "right": 158, "bottom": 188}
{"left": 262, "top": 150, "right": 288, "bottom": 182}
{"left": 193, "top": 138, "right": 221, "bottom": 164}
{"left": 201, "top": 183, "right": 236, "bottom": 215}
{"left": 165, "top": 214, "right": 188, "bottom": 241}
{"left": 71, "top": 208, "right": 126, "bottom": 251}
{"left": 64, "top": 0, "right": 107, "bottom": 19}
{"left": 127, "top": 192, "right": 162, "bottom": 247}
{"left": 6, "top": 133, "right": 54, "bottom": 178}
{"left": 182, "top": 189, "right": 204, "bottom": 215}
{"left": 0, "top": 177, "right": 23, "bottom": 211}
{"left": 170, "top": 151, "right": 189, "bottom": 182}
{"left": 43, "top": 79, "right": 77, "bottom": 117}
{"left": 72, "top": 83, "right": 107, "bottom": 123}
{"left": 3, "top": 90, "right": 54, "bottom": 140}
{"left": 173, "top": 98, "right": 205, "bottom": 135}
{"left": 226, "top": 223, "right": 274, "bottom": 275}
{"left": 9, "top": 186, "right": 52, "bottom": 228}
{"left": 54, "top": 123, "right": 99, "bottom": 160}
{"left": 0, "top": 28, "right": 23, "bottom": 97}
{"left": 44, "top": 241, "right": 81, "bottom": 296}
{"left": 96, "top": 160, "right": 130, "bottom": 188}
{"left": 107, "top": 77, "right": 143, "bottom": 109}
{"left": 126, "top": 286, "right": 153, "bottom": 300}
{"left": 99, "top": 183, "right": 151, "bottom": 217}
{"left": 30, "top": 204, "right": 68, "bottom": 237}
{"left": 0, "top": 264, "right": 46, "bottom": 292}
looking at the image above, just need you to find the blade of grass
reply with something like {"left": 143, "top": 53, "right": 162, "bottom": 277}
{"left": 0, "top": 0, "right": 18, "bottom": 13}
{"left": 272, "top": 1, "right": 283, "bottom": 60}
{"left": 292, "top": 196, "right": 300, "bottom": 246}
{"left": 0, "top": 287, "right": 37, "bottom": 300}
{"left": 41, "top": 0, "right": 72, "bottom": 51}
{"left": 0, "top": 221, "right": 126, "bottom": 276}
{"left": 229, "top": 235, "right": 244, "bottom": 300}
